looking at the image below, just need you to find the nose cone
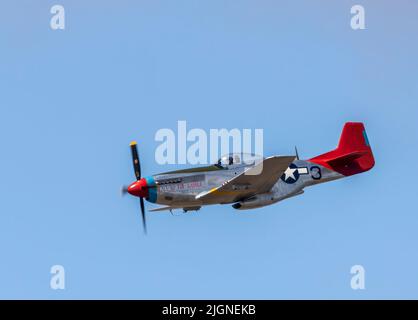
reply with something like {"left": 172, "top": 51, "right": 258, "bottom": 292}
{"left": 127, "top": 178, "right": 149, "bottom": 198}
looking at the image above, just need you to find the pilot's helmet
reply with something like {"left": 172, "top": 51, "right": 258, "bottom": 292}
{"left": 219, "top": 156, "right": 229, "bottom": 165}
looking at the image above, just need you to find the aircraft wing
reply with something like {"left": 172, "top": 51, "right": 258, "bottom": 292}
{"left": 149, "top": 206, "right": 178, "bottom": 212}
{"left": 149, "top": 206, "right": 201, "bottom": 212}
{"left": 196, "top": 155, "right": 295, "bottom": 203}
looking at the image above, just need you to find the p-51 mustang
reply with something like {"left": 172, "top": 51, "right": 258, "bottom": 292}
{"left": 122, "top": 122, "right": 375, "bottom": 233}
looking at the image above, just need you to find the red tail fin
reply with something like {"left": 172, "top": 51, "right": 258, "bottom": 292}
{"left": 309, "top": 122, "right": 375, "bottom": 176}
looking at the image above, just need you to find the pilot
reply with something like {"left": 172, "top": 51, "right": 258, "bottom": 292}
{"left": 216, "top": 156, "right": 229, "bottom": 168}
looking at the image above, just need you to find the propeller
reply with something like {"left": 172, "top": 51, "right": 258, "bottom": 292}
{"left": 131, "top": 141, "right": 141, "bottom": 180}
{"left": 122, "top": 141, "right": 147, "bottom": 234}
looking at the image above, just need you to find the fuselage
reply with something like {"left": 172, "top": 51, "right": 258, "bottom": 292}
{"left": 141, "top": 159, "right": 343, "bottom": 209}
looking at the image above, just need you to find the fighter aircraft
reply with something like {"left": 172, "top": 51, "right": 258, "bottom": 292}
{"left": 122, "top": 122, "right": 374, "bottom": 233}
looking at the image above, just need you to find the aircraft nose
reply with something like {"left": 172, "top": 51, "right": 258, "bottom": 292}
{"left": 127, "top": 178, "right": 149, "bottom": 198}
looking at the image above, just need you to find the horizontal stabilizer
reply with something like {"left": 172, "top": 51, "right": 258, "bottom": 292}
{"left": 324, "top": 151, "right": 368, "bottom": 167}
{"left": 309, "top": 122, "right": 375, "bottom": 176}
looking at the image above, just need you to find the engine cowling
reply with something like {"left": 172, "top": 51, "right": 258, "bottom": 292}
{"left": 232, "top": 193, "right": 278, "bottom": 210}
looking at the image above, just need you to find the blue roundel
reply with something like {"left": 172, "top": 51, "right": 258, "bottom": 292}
{"left": 281, "top": 163, "right": 300, "bottom": 184}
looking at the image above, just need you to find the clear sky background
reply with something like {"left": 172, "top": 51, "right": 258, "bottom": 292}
{"left": 1, "top": 0, "right": 417, "bottom": 299}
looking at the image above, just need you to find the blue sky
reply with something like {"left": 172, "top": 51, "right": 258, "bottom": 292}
{"left": 1, "top": 0, "right": 417, "bottom": 299}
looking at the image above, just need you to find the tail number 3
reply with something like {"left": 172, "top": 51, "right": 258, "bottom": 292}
{"left": 310, "top": 166, "right": 322, "bottom": 180}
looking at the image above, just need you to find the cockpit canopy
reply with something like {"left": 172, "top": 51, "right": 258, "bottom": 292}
{"left": 216, "top": 153, "right": 264, "bottom": 168}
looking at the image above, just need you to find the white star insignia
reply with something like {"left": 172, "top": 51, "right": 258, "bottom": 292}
{"left": 284, "top": 167, "right": 297, "bottom": 181}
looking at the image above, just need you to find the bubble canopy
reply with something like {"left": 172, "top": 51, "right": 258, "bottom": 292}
{"left": 215, "top": 153, "right": 264, "bottom": 168}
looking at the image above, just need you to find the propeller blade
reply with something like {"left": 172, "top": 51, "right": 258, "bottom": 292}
{"left": 130, "top": 141, "right": 141, "bottom": 180}
{"left": 140, "top": 197, "right": 147, "bottom": 234}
